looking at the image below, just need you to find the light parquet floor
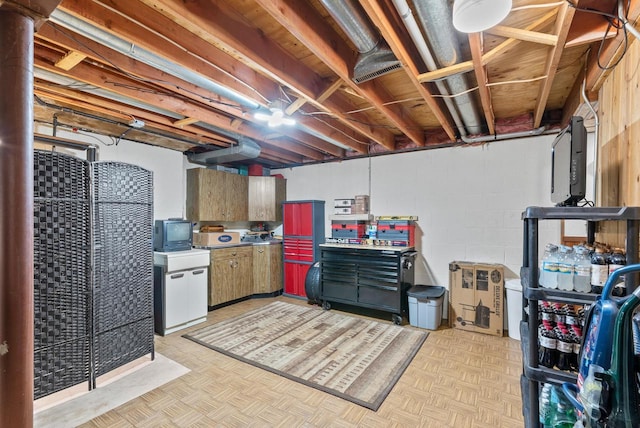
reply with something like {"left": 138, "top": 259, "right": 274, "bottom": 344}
{"left": 79, "top": 296, "right": 524, "bottom": 428}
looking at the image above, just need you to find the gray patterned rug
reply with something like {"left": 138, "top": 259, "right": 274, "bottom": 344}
{"left": 184, "top": 301, "right": 428, "bottom": 410}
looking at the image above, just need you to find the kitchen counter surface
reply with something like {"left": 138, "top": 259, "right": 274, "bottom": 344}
{"left": 319, "top": 243, "right": 415, "bottom": 252}
{"left": 194, "top": 240, "right": 282, "bottom": 250}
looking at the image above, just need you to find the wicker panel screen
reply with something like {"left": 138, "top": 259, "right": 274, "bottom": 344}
{"left": 33, "top": 150, "right": 91, "bottom": 399}
{"left": 92, "top": 162, "right": 154, "bottom": 377}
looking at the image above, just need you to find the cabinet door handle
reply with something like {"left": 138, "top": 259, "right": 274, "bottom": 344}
{"left": 192, "top": 270, "right": 205, "bottom": 275}
{"left": 258, "top": 249, "right": 264, "bottom": 253}
{"left": 170, "top": 273, "right": 185, "bottom": 279}
{"left": 228, "top": 260, "right": 234, "bottom": 267}
{"left": 231, "top": 252, "right": 237, "bottom": 256}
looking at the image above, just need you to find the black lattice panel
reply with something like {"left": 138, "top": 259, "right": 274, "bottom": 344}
{"left": 34, "top": 150, "right": 90, "bottom": 200}
{"left": 92, "top": 162, "right": 154, "bottom": 374}
{"left": 33, "top": 150, "right": 91, "bottom": 398}
{"left": 93, "top": 317, "right": 154, "bottom": 377}
{"left": 92, "top": 161, "right": 153, "bottom": 204}
{"left": 34, "top": 338, "right": 90, "bottom": 400}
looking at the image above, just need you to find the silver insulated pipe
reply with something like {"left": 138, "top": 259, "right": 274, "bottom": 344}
{"left": 395, "top": 0, "right": 484, "bottom": 136}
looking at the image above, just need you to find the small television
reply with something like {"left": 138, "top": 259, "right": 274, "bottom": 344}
{"left": 154, "top": 219, "right": 193, "bottom": 252}
{"left": 550, "top": 116, "right": 587, "bottom": 206}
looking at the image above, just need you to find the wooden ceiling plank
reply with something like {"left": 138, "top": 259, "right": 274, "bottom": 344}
{"left": 37, "top": 21, "right": 360, "bottom": 156}
{"left": 86, "top": 0, "right": 376, "bottom": 154}
{"left": 468, "top": 33, "right": 495, "bottom": 135}
{"left": 485, "top": 26, "right": 558, "bottom": 46}
{"left": 54, "top": 50, "right": 86, "bottom": 70}
{"left": 585, "top": 1, "right": 640, "bottom": 92}
{"left": 360, "top": 0, "right": 456, "bottom": 142}
{"left": 253, "top": 0, "right": 423, "bottom": 147}
{"left": 35, "top": 46, "right": 329, "bottom": 160}
{"left": 482, "top": 10, "right": 559, "bottom": 65}
{"left": 136, "top": 0, "right": 396, "bottom": 150}
{"left": 533, "top": 2, "right": 578, "bottom": 127}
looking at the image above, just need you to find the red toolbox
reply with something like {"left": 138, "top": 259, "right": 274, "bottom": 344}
{"left": 377, "top": 220, "right": 415, "bottom": 247}
{"left": 331, "top": 220, "right": 368, "bottom": 239}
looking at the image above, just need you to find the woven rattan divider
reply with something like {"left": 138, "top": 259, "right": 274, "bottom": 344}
{"left": 91, "top": 162, "right": 154, "bottom": 379}
{"left": 33, "top": 150, "right": 91, "bottom": 399}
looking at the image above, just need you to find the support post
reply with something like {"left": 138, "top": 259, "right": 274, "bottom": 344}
{"left": 0, "top": 10, "right": 35, "bottom": 427}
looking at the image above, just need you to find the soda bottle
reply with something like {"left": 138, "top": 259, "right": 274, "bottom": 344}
{"left": 573, "top": 246, "right": 592, "bottom": 292}
{"left": 557, "top": 245, "right": 574, "bottom": 291}
{"left": 590, "top": 246, "right": 608, "bottom": 294}
{"left": 555, "top": 325, "right": 573, "bottom": 371}
{"left": 539, "top": 322, "right": 558, "bottom": 368}
{"left": 540, "top": 243, "right": 559, "bottom": 288}
{"left": 608, "top": 247, "right": 627, "bottom": 296}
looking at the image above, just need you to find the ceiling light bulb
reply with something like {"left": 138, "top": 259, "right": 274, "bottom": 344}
{"left": 452, "top": 0, "right": 512, "bottom": 33}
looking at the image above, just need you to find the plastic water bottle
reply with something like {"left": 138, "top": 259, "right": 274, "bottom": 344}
{"left": 573, "top": 246, "right": 592, "bottom": 292}
{"left": 557, "top": 245, "right": 574, "bottom": 291}
{"left": 540, "top": 244, "right": 559, "bottom": 288}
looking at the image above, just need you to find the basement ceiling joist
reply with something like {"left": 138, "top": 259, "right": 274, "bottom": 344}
{"left": 11, "top": 0, "right": 639, "bottom": 167}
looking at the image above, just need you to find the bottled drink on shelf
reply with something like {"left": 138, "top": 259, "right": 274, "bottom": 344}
{"left": 540, "top": 243, "right": 559, "bottom": 288}
{"left": 573, "top": 245, "right": 592, "bottom": 292}
{"left": 538, "top": 322, "right": 558, "bottom": 369}
{"left": 555, "top": 325, "right": 574, "bottom": 371}
{"left": 590, "top": 246, "right": 609, "bottom": 294}
{"left": 539, "top": 383, "right": 553, "bottom": 426}
{"left": 608, "top": 247, "right": 627, "bottom": 296}
{"left": 557, "top": 245, "right": 574, "bottom": 291}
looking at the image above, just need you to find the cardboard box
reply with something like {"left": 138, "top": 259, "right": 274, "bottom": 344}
{"left": 193, "top": 231, "right": 240, "bottom": 247}
{"left": 334, "top": 198, "right": 355, "bottom": 207}
{"left": 449, "top": 261, "right": 504, "bottom": 337}
{"left": 334, "top": 207, "right": 353, "bottom": 215}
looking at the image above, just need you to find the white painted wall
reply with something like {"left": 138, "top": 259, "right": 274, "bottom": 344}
{"left": 36, "top": 125, "right": 598, "bottom": 291}
{"left": 35, "top": 125, "right": 185, "bottom": 220}
{"left": 274, "top": 134, "right": 572, "bottom": 289}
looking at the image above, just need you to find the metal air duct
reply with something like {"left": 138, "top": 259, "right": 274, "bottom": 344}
{"left": 187, "top": 138, "right": 261, "bottom": 165}
{"left": 410, "top": 0, "right": 484, "bottom": 135}
{"left": 319, "top": 0, "right": 401, "bottom": 84}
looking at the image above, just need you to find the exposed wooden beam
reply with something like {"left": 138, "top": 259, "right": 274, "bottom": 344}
{"left": 485, "top": 26, "right": 558, "bottom": 46}
{"left": 360, "top": 0, "right": 456, "bottom": 141}
{"left": 286, "top": 79, "right": 343, "bottom": 115}
{"left": 128, "top": 0, "right": 392, "bottom": 151}
{"left": 54, "top": 49, "right": 86, "bottom": 70}
{"left": 482, "top": 10, "right": 559, "bottom": 65}
{"left": 173, "top": 117, "right": 199, "bottom": 127}
{"left": 468, "top": 33, "right": 495, "bottom": 135}
{"left": 250, "top": 0, "right": 416, "bottom": 148}
{"left": 417, "top": 10, "right": 558, "bottom": 84}
{"left": 38, "top": 18, "right": 361, "bottom": 154}
{"left": 35, "top": 46, "right": 328, "bottom": 161}
{"left": 533, "top": 2, "right": 577, "bottom": 127}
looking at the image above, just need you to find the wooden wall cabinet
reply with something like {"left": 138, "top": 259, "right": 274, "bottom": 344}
{"left": 253, "top": 243, "right": 283, "bottom": 294}
{"left": 186, "top": 168, "right": 248, "bottom": 221}
{"left": 208, "top": 246, "right": 253, "bottom": 306}
{"left": 248, "top": 176, "right": 286, "bottom": 222}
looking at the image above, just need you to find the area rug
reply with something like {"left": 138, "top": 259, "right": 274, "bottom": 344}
{"left": 183, "top": 301, "right": 428, "bottom": 411}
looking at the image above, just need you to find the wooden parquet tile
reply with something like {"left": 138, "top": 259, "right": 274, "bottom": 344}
{"left": 78, "top": 296, "right": 524, "bottom": 427}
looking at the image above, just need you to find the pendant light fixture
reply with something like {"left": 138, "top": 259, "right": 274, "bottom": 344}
{"left": 452, "top": 0, "right": 512, "bottom": 33}
{"left": 254, "top": 99, "right": 296, "bottom": 127}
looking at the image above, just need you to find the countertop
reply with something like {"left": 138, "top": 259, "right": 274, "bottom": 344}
{"left": 194, "top": 239, "right": 282, "bottom": 250}
{"left": 319, "top": 243, "right": 415, "bottom": 252}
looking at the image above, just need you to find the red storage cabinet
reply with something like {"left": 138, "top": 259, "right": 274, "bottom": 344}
{"left": 282, "top": 200, "right": 325, "bottom": 298}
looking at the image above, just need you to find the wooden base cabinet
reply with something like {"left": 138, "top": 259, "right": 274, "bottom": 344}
{"left": 208, "top": 246, "right": 253, "bottom": 306}
{"left": 253, "top": 243, "right": 283, "bottom": 294}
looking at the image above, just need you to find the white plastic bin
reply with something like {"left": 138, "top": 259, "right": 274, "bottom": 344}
{"left": 505, "top": 279, "right": 523, "bottom": 340}
{"left": 407, "top": 285, "right": 445, "bottom": 330}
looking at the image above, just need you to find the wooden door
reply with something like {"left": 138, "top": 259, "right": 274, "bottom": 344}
{"left": 224, "top": 173, "right": 248, "bottom": 221}
{"left": 253, "top": 245, "right": 270, "bottom": 294}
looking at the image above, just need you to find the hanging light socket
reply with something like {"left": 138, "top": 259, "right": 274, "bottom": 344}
{"left": 254, "top": 99, "right": 295, "bottom": 127}
{"left": 452, "top": 0, "right": 512, "bottom": 33}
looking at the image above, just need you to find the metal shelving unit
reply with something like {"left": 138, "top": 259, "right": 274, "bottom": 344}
{"left": 520, "top": 206, "right": 640, "bottom": 428}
